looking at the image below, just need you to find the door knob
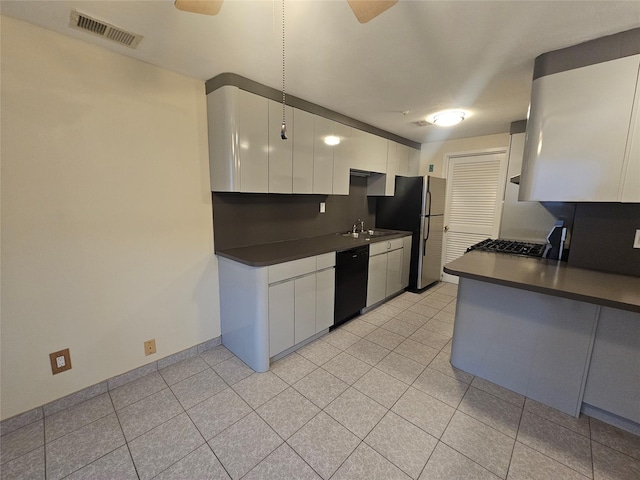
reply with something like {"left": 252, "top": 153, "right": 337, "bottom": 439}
{"left": 444, "top": 225, "right": 449, "bottom": 232}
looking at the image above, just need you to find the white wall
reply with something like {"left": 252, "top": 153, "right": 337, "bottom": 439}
{"left": 419, "top": 133, "right": 510, "bottom": 177}
{"left": 0, "top": 16, "right": 220, "bottom": 420}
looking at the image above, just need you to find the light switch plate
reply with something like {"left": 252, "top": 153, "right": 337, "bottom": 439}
{"left": 634, "top": 229, "right": 640, "bottom": 249}
{"left": 320, "top": 202, "right": 326, "bottom": 213}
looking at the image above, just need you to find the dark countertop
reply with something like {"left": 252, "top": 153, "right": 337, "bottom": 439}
{"left": 216, "top": 229, "right": 412, "bottom": 267}
{"left": 444, "top": 250, "right": 640, "bottom": 313}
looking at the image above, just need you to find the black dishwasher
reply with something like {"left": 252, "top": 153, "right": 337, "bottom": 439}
{"left": 334, "top": 245, "right": 369, "bottom": 327}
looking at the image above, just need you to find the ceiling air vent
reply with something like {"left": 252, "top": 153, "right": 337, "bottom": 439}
{"left": 69, "top": 10, "right": 143, "bottom": 49}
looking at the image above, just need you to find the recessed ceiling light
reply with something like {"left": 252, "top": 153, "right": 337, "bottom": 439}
{"left": 324, "top": 135, "right": 341, "bottom": 146}
{"left": 428, "top": 110, "right": 467, "bottom": 127}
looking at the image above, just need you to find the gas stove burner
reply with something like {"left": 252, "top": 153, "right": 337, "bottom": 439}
{"left": 467, "top": 238, "right": 547, "bottom": 258}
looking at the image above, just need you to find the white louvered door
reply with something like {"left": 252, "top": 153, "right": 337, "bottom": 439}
{"left": 442, "top": 152, "right": 508, "bottom": 283}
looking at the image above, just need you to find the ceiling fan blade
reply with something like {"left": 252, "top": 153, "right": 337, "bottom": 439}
{"left": 174, "top": 0, "right": 223, "bottom": 16}
{"left": 347, "top": 0, "right": 398, "bottom": 23}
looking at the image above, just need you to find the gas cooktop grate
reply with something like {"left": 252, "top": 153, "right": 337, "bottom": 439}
{"left": 467, "top": 238, "right": 548, "bottom": 258}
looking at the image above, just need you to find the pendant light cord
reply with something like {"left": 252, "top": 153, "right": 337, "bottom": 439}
{"left": 280, "top": 0, "right": 287, "bottom": 139}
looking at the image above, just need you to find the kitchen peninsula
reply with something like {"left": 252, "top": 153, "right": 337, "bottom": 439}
{"left": 444, "top": 250, "right": 640, "bottom": 432}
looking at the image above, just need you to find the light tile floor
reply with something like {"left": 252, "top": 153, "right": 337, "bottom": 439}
{"left": 2, "top": 282, "right": 640, "bottom": 479}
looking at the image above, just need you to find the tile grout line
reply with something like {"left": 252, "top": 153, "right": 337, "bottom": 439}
{"left": 115, "top": 395, "right": 143, "bottom": 480}
{"left": 43, "top": 413, "right": 48, "bottom": 480}
{"left": 503, "top": 395, "right": 526, "bottom": 480}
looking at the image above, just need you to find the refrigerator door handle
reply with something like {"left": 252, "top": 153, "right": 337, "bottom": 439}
{"left": 423, "top": 216, "right": 431, "bottom": 256}
{"left": 426, "top": 190, "right": 432, "bottom": 216}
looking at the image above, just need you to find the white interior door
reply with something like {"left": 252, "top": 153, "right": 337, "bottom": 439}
{"left": 442, "top": 151, "right": 508, "bottom": 283}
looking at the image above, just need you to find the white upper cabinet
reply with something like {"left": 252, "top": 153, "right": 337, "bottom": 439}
{"left": 621, "top": 71, "right": 640, "bottom": 202}
{"left": 385, "top": 141, "right": 399, "bottom": 196}
{"left": 408, "top": 147, "right": 420, "bottom": 176}
{"left": 520, "top": 54, "right": 640, "bottom": 202}
{"left": 208, "top": 83, "right": 418, "bottom": 195}
{"left": 332, "top": 123, "right": 352, "bottom": 195}
{"left": 351, "top": 128, "right": 388, "bottom": 173}
{"left": 268, "top": 100, "right": 294, "bottom": 193}
{"left": 208, "top": 85, "right": 269, "bottom": 193}
{"left": 395, "top": 143, "right": 410, "bottom": 177}
{"left": 292, "top": 108, "right": 314, "bottom": 194}
{"left": 313, "top": 116, "right": 334, "bottom": 194}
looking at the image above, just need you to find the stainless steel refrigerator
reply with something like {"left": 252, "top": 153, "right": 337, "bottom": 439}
{"left": 376, "top": 176, "right": 446, "bottom": 291}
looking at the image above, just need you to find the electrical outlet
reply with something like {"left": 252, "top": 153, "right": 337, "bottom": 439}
{"left": 144, "top": 339, "right": 156, "bottom": 356}
{"left": 634, "top": 229, "right": 640, "bottom": 249}
{"left": 49, "top": 348, "right": 72, "bottom": 375}
{"left": 320, "top": 202, "right": 326, "bottom": 213}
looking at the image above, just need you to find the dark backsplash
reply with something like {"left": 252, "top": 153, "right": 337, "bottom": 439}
{"left": 212, "top": 176, "right": 376, "bottom": 251}
{"left": 213, "top": 176, "right": 640, "bottom": 278}
{"left": 568, "top": 203, "right": 640, "bottom": 277}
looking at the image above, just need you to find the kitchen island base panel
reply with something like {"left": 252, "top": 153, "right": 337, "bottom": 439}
{"left": 450, "top": 278, "right": 598, "bottom": 417}
{"left": 582, "top": 306, "right": 640, "bottom": 424}
{"left": 582, "top": 404, "right": 640, "bottom": 437}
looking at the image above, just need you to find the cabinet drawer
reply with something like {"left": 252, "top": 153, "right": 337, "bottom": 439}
{"left": 269, "top": 257, "right": 317, "bottom": 284}
{"left": 370, "top": 242, "right": 389, "bottom": 256}
{"left": 316, "top": 252, "right": 336, "bottom": 270}
{"left": 389, "top": 238, "right": 403, "bottom": 251}
{"left": 370, "top": 238, "right": 403, "bottom": 255}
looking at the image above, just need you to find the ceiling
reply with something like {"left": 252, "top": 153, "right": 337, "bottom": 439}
{"left": 2, "top": 1, "right": 639, "bottom": 144}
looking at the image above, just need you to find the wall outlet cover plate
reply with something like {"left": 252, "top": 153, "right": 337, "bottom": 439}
{"left": 50, "top": 348, "right": 72, "bottom": 375}
{"left": 144, "top": 339, "right": 156, "bottom": 356}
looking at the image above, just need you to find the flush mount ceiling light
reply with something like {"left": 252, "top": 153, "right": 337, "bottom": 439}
{"left": 428, "top": 110, "right": 467, "bottom": 127}
{"left": 324, "top": 135, "right": 341, "bottom": 146}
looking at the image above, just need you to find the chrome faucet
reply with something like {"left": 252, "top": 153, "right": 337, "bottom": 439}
{"left": 352, "top": 219, "right": 365, "bottom": 233}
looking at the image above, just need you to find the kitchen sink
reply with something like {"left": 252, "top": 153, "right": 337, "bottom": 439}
{"left": 340, "top": 230, "right": 393, "bottom": 239}
{"left": 365, "top": 230, "right": 390, "bottom": 237}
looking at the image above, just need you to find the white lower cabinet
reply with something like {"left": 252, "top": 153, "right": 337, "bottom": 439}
{"left": 218, "top": 253, "right": 335, "bottom": 372}
{"left": 268, "top": 272, "right": 319, "bottom": 354}
{"left": 268, "top": 253, "right": 336, "bottom": 357}
{"left": 316, "top": 268, "right": 336, "bottom": 331}
{"left": 294, "top": 274, "right": 317, "bottom": 344}
{"left": 268, "top": 281, "right": 295, "bottom": 357}
{"left": 401, "top": 235, "right": 412, "bottom": 289}
{"left": 386, "top": 248, "right": 403, "bottom": 296}
{"left": 366, "top": 253, "right": 388, "bottom": 307}
{"left": 366, "top": 237, "right": 408, "bottom": 307}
